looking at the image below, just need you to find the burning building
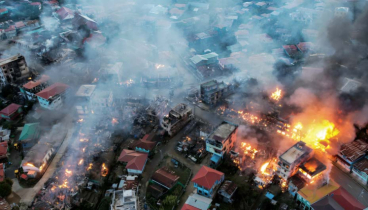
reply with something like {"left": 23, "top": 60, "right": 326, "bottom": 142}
{"left": 21, "top": 144, "right": 55, "bottom": 174}
{"left": 277, "top": 141, "right": 313, "bottom": 180}
{"left": 161, "top": 103, "right": 193, "bottom": 136}
{"left": 298, "top": 157, "right": 326, "bottom": 182}
{"left": 0, "top": 54, "right": 31, "bottom": 87}
{"left": 75, "top": 84, "right": 96, "bottom": 119}
{"left": 206, "top": 121, "right": 238, "bottom": 165}
{"left": 200, "top": 80, "right": 233, "bottom": 106}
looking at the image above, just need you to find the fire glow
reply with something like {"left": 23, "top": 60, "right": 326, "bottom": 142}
{"left": 87, "top": 163, "right": 93, "bottom": 170}
{"left": 65, "top": 169, "right": 72, "bottom": 177}
{"left": 279, "top": 120, "right": 339, "bottom": 152}
{"left": 240, "top": 142, "right": 258, "bottom": 159}
{"left": 112, "top": 118, "right": 118, "bottom": 125}
{"left": 78, "top": 159, "right": 84, "bottom": 165}
{"left": 270, "top": 87, "right": 282, "bottom": 101}
{"left": 155, "top": 64, "right": 164, "bottom": 69}
{"left": 101, "top": 163, "right": 108, "bottom": 177}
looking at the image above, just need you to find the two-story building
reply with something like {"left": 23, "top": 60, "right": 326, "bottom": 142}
{"left": 296, "top": 179, "right": 340, "bottom": 210}
{"left": 277, "top": 141, "right": 313, "bottom": 180}
{"left": 206, "top": 121, "right": 238, "bottom": 165}
{"left": 217, "top": 180, "right": 237, "bottom": 203}
{"left": 336, "top": 139, "right": 368, "bottom": 172}
{"left": 0, "top": 54, "right": 31, "bottom": 87}
{"left": 18, "top": 123, "right": 41, "bottom": 152}
{"left": 118, "top": 149, "right": 148, "bottom": 175}
{"left": 192, "top": 165, "right": 224, "bottom": 197}
{"left": 161, "top": 103, "right": 193, "bottom": 136}
{"left": 0, "top": 103, "right": 22, "bottom": 121}
{"left": 21, "top": 75, "right": 50, "bottom": 100}
{"left": 200, "top": 80, "right": 231, "bottom": 106}
{"left": 36, "top": 83, "right": 69, "bottom": 110}
{"left": 75, "top": 84, "right": 96, "bottom": 119}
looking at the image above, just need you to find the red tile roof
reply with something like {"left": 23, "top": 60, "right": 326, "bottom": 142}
{"left": 333, "top": 187, "right": 365, "bottom": 210}
{"left": 44, "top": 0, "right": 58, "bottom": 5}
{"left": 192, "top": 165, "right": 224, "bottom": 189}
{"left": 152, "top": 167, "right": 179, "bottom": 189}
{"left": 0, "top": 163, "right": 3, "bottom": 182}
{"left": 5, "top": 25, "right": 15, "bottom": 32}
{"left": 0, "top": 142, "right": 7, "bottom": 158}
{"left": 23, "top": 75, "right": 50, "bottom": 89}
{"left": 297, "top": 42, "right": 313, "bottom": 53}
{"left": 118, "top": 149, "right": 148, "bottom": 171}
{"left": 0, "top": 103, "right": 21, "bottom": 116}
{"left": 56, "top": 7, "right": 74, "bottom": 20}
{"left": 283, "top": 45, "right": 299, "bottom": 56}
{"left": 15, "top": 21, "right": 25, "bottom": 29}
{"left": 20, "top": 174, "right": 28, "bottom": 180}
{"left": 135, "top": 134, "right": 157, "bottom": 151}
{"left": 181, "top": 204, "right": 200, "bottom": 210}
{"left": 36, "top": 83, "right": 69, "bottom": 99}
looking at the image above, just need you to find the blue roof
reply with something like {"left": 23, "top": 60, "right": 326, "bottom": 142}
{"left": 211, "top": 154, "right": 221, "bottom": 164}
{"left": 265, "top": 192, "right": 274, "bottom": 200}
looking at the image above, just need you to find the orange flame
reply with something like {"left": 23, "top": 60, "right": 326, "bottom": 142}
{"left": 270, "top": 87, "right": 282, "bottom": 101}
{"left": 25, "top": 163, "right": 35, "bottom": 167}
{"left": 87, "top": 163, "right": 93, "bottom": 170}
{"left": 260, "top": 162, "right": 270, "bottom": 175}
{"left": 78, "top": 159, "right": 84, "bottom": 165}
{"left": 101, "top": 163, "right": 108, "bottom": 177}
{"left": 65, "top": 169, "right": 72, "bottom": 177}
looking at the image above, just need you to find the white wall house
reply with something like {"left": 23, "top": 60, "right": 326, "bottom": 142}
{"left": 36, "top": 83, "right": 69, "bottom": 110}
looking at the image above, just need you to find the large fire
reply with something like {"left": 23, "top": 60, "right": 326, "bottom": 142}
{"left": 240, "top": 142, "right": 258, "bottom": 159}
{"left": 260, "top": 162, "right": 270, "bottom": 175}
{"left": 237, "top": 111, "right": 261, "bottom": 124}
{"left": 270, "top": 88, "right": 282, "bottom": 101}
{"left": 277, "top": 119, "right": 339, "bottom": 152}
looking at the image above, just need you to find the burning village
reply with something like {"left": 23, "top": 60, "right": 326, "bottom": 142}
{"left": 0, "top": 0, "right": 367, "bottom": 210}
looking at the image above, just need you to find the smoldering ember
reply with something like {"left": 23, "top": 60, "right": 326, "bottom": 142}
{"left": 0, "top": 1, "right": 367, "bottom": 210}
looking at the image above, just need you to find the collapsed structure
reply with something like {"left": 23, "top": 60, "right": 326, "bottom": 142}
{"left": 161, "top": 103, "right": 193, "bottom": 136}
{"left": 0, "top": 54, "right": 31, "bottom": 87}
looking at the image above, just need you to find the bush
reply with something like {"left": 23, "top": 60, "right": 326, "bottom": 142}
{"left": 0, "top": 181, "right": 12, "bottom": 197}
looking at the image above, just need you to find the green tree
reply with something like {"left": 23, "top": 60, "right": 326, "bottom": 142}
{"left": 4, "top": 178, "right": 13, "bottom": 186}
{"left": 163, "top": 195, "right": 177, "bottom": 206}
{"left": 0, "top": 181, "right": 12, "bottom": 197}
